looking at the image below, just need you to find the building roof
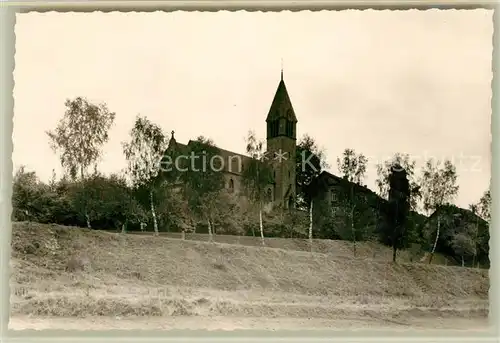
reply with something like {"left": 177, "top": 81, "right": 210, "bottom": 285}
{"left": 165, "top": 137, "right": 254, "bottom": 177}
{"left": 317, "top": 171, "right": 379, "bottom": 198}
{"left": 266, "top": 76, "right": 298, "bottom": 123}
{"left": 427, "top": 204, "right": 488, "bottom": 227}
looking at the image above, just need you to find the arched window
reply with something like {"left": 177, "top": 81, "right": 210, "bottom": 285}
{"left": 279, "top": 118, "right": 285, "bottom": 135}
{"left": 270, "top": 120, "right": 279, "bottom": 137}
{"left": 267, "top": 188, "right": 272, "bottom": 202}
{"left": 288, "top": 196, "right": 294, "bottom": 209}
{"left": 229, "top": 179, "right": 234, "bottom": 192}
{"left": 285, "top": 121, "right": 292, "bottom": 137}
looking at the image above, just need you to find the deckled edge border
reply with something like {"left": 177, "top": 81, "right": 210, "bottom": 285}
{"left": 1, "top": 1, "right": 498, "bottom": 342}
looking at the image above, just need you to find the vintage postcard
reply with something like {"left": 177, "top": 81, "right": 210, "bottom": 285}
{"left": 10, "top": 9, "right": 492, "bottom": 332}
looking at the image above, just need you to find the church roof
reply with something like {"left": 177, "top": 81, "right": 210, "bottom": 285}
{"left": 317, "top": 171, "right": 379, "bottom": 199}
{"left": 164, "top": 138, "right": 254, "bottom": 177}
{"left": 266, "top": 76, "right": 298, "bottom": 123}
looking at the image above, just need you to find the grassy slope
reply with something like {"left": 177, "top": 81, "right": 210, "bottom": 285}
{"left": 10, "top": 222, "right": 489, "bottom": 321}
{"left": 127, "top": 231, "right": 456, "bottom": 265}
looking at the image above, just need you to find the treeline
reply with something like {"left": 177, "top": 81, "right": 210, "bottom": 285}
{"left": 12, "top": 97, "right": 491, "bottom": 267}
{"left": 328, "top": 149, "right": 490, "bottom": 266}
{"left": 11, "top": 166, "right": 313, "bottom": 238}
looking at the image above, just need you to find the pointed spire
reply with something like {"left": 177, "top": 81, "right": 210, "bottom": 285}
{"left": 280, "top": 58, "right": 284, "bottom": 81}
{"left": 171, "top": 130, "right": 175, "bottom": 139}
{"left": 265, "top": 64, "right": 297, "bottom": 123}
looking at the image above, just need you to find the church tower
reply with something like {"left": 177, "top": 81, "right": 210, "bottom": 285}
{"left": 266, "top": 70, "right": 298, "bottom": 208}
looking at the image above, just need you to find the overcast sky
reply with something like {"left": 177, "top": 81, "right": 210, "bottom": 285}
{"left": 13, "top": 10, "right": 493, "bottom": 210}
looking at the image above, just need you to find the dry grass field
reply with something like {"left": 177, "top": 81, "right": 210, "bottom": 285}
{"left": 9, "top": 222, "right": 490, "bottom": 331}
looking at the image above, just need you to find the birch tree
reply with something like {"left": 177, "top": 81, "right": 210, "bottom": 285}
{"left": 419, "top": 159, "right": 459, "bottom": 264}
{"left": 296, "top": 135, "right": 327, "bottom": 206}
{"left": 242, "top": 131, "right": 273, "bottom": 244}
{"left": 47, "top": 97, "right": 115, "bottom": 228}
{"left": 452, "top": 231, "right": 476, "bottom": 267}
{"left": 337, "top": 149, "right": 368, "bottom": 185}
{"left": 122, "top": 115, "right": 168, "bottom": 236}
{"left": 469, "top": 189, "right": 491, "bottom": 266}
{"left": 336, "top": 148, "right": 368, "bottom": 256}
{"left": 303, "top": 164, "right": 321, "bottom": 249}
{"left": 468, "top": 203, "right": 481, "bottom": 267}
{"left": 478, "top": 189, "right": 491, "bottom": 223}
{"left": 296, "top": 135, "right": 326, "bottom": 248}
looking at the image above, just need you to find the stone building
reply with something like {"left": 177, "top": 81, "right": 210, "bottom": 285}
{"left": 307, "top": 170, "right": 388, "bottom": 240}
{"left": 313, "top": 171, "right": 385, "bottom": 212}
{"left": 164, "top": 71, "right": 298, "bottom": 209}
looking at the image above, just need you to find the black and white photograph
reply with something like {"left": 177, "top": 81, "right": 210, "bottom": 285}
{"left": 9, "top": 9, "right": 492, "bottom": 332}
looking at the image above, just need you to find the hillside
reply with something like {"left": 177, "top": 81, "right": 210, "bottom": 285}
{"left": 126, "top": 231, "right": 458, "bottom": 265}
{"left": 10, "top": 222, "right": 489, "bottom": 330}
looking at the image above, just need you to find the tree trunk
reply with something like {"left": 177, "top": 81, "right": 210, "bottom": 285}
{"left": 473, "top": 216, "right": 478, "bottom": 269}
{"left": 391, "top": 199, "right": 399, "bottom": 263}
{"left": 351, "top": 206, "right": 356, "bottom": 257}
{"left": 207, "top": 218, "right": 213, "bottom": 242}
{"left": 149, "top": 189, "right": 159, "bottom": 236}
{"left": 85, "top": 213, "right": 91, "bottom": 229}
{"left": 309, "top": 200, "right": 313, "bottom": 252}
{"left": 428, "top": 215, "right": 440, "bottom": 264}
{"left": 181, "top": 230, "right": 186, "bottom": 240}
{"left": 121, "top": 221, "right": 126, "bottom": 234}
{"left": 259, "top": 206, "right": 264, "bottom": 245}
{"left": 80, "top": 166, "right": 92, "bottom": 229}
{"left": 461, "top": 255, "right": 465, "bottom": 267}
{"left": 350, "top": 186, "right": 356, "bottom": 257}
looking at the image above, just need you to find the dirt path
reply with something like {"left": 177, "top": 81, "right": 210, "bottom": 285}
{"left": 9, "top": 315, "right": 492, "bottom": 332}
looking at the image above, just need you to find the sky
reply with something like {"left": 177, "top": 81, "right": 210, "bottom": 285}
{"left": 13, "top": 10, "right": 493, "bottom": 210}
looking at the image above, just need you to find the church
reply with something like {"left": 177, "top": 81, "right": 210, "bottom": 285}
{"left": 164, "top": 70, "right": 298, "bottom": 209}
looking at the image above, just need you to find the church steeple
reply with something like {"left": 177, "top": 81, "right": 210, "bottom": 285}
{"left": 265, "top": 74, "right": 298, "bottom": 125}
{"left": 265, "top": 68, "right": 297, "bottom": 209}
